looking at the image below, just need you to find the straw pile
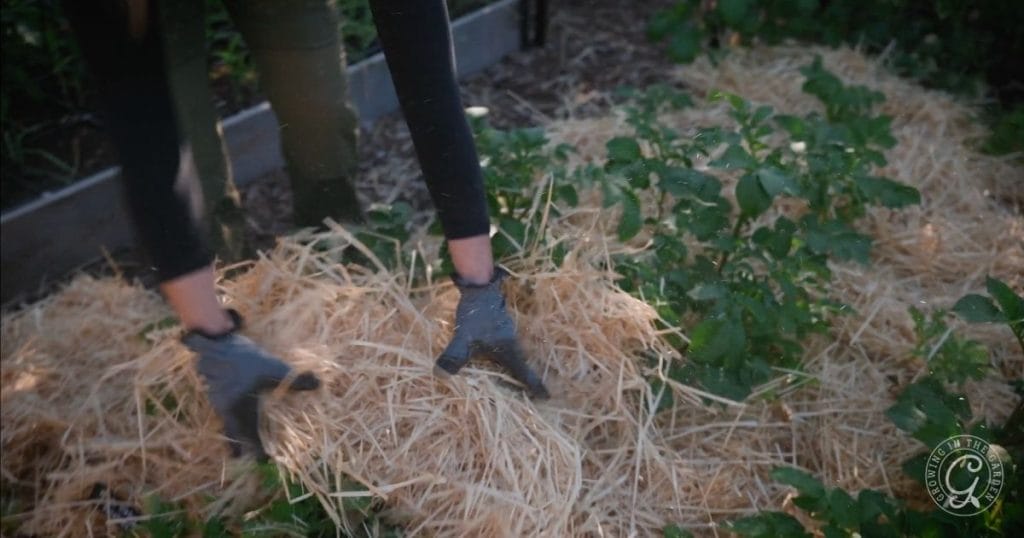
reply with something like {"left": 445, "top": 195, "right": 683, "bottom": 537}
{"left": 2, "top": 45, "right": 1021, "bottom": 537}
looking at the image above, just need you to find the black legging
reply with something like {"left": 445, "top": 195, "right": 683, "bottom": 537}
{"left": 368, "top": 0, "right": 489, "bottom": 241}
{"left": 63, "top": 0, "right": 490, "bottom": 282}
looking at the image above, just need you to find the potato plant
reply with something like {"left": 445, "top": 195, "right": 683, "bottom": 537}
{"left": 727, "top": 282, "right": 1023, "bottom": 538}
{"left": 594, "top": 58, "right": 919, "bottom": 400}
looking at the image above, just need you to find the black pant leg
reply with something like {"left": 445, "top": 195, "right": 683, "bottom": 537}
{"left": 368, "top": 0, "right": 490, "bottom": 240}
{"left": 61, "top": 0, "right": 212, "bottom": 281}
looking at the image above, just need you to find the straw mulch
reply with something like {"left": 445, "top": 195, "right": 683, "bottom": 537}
{"left": 2, "top": 45, "right": 1021, "bottom": 537}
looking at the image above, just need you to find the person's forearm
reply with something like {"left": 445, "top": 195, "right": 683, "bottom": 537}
{"left": 447, "top": 235, "right": 494, "bottom": 285}
{"left": 161, "top": 266, "right": 234, "bottom": 334}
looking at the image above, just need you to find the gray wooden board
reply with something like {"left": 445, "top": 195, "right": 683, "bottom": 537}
{"left": 0, "top": 0, "right": 521, "bottom": 304}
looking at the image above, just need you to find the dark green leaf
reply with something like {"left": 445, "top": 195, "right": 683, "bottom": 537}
{"left": 618, "top": 190, "right": 643, "bottom": 241}
{"left": 492, "top": 216, "right": 527, "bottom": 258}
{"left": 821, "top": 525, "right": 845, "bottom": 538}
{"left": 718, "top": 0, "right": 753, "bottom": 28}
{"left": 736, "top": 173, "right": 772, "bottom": 217}
{"left": 659, "top": 167, "right": 719, "bottom": 199}
{"left": 202, "top": 516, "right": 229, "bottom": 537}
{"left": 855, "top": 176, "right": 921, "bottom": 208}
{"left": 142, "top": 496, "right": 190, "bottom": 538}
{"left": 752, "top": 219, "right": 794, "bottom": 258}
{"left": 695, "top": 126, "right": 728, "bottom": 148}
{"left": 729, "top": 512, "right": 811, "bottom": 538}
{"left": 930, "top": 338, "right": 990, "bottom": 385}
{"left": 685, "top": 203, "right": 730, "bottom": 241}
{"left": 826, "top": 488, "right": 859, "bottom": 528}
{"left": 804, "top": 219, "right": 872, "bottom": 263}
{"left": 885, "top": 377, "right": 970, "bottom": 447}
{"left": 952, "top": 294, "right": 1004, "bottom": 323}
{"left": 600, "top": 174, "right": 625, "bottom": 207}
{"left": 752, "top": 105, "right": 774, "bottom": 125}
{"left": 688, "top": 317, "right": 746, "bottom": 364}
{"left": 986, "top": 276, "right": 1024, "bottom": 341}
{"left": 606, "top": 137, "right": 643, "bottom": 163}
{"left": 667, "top": 24, "right": 702, "bottom": 63}
{"left": 711, "top": 144, "right": 758, "bottom": 170}
{"left": 556, "top": 184, "right": 578, "bottom": 207}
{"left": 694, "top": 364, "right": 755, "bottom": 401}
{"left": 646, "top": 9, "right": 683, "bottom": 41}
{"left": 138, "top": 316, "right": 179, "bottom": 340}
{"left": 900, "top": 509, "right": 949, "bottom": 538}
{"left": 772, "top": 467, "right": 826, "bottom": 500}
{"left": 756, "top": 166, "right": 799, "bottom": 197}
{"left": 857, "top": 489, "right": 899, "bottom": 527}
{"left": 900, "top": 451, "right": 930, "bottom": 487}
{"left": 709, "top": 90, "right": 746, "bottom": 112}
{"left": 775, "top": 115, "right": 807, "bottom": 138}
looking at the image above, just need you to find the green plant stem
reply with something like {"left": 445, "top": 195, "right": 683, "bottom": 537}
{"left": 716, "top": 215, "right": 746, "bottom": 274}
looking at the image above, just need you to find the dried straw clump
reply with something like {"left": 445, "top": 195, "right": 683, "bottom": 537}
{"left": 3, "top": 45, "right": 1022, "bottom": 537}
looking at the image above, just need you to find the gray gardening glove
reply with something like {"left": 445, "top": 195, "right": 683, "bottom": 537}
{"left": 434, "top": 267, "right": 550, "bottom": 399}
{"left": 182, "top": 310, "right": 320, "bottom": 460}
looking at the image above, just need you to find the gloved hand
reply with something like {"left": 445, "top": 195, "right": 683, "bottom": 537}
{"left": 434, "top": 267, "right": 550, "bottom": 399}
{"left": 182, "top": 310, "right": 320, "bottom": 460}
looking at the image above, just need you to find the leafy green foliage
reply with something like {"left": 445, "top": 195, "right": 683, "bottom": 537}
{"left": 981, "top": 105, "right": 1024, "bottom": 155}
{"left": 337, "top": 0, "right": 380, "bottom": 63}
{"left": 329, "top": 108, "right": 577, "bottom": 279}
{"left": 648, "top": 0, "right": 1024, "bottom": 102}
{"left": 415, "top": 63, "right": 917, "bottom": 402}
{"left": 646, "top": 3, "right": 703, "bottom": 63}
{"left": 648, "top": 0, "right": 1024, "bottom": 157}
{"left": 137, "top": 316, "right": 181, "bottom": 341}
{"left": 737, "top": 458, "right": 1021, "bottom": 537}
{"left": 732, "top": 466, "right": 962, "bottom": 538}
{"left": 907, "top": 307, "right": 991, "bottom": 386}
{"left": 729, "top": 511, "right": 810, "bottom": 538}
{"left": 467, "top": 113, "right": 575, "bottom": 260}
{"left": 246, "top": 464, "right": 400, "bottom": 537}
{"left": 204, "top": 0, "right": 258, "bottom": 108}
{"left": 450, "top": 50, "right": 1018, "bottom": 538}
{"left": 349, "top": 201, "right": 414, "bottom": 270}
{"left": 135, "top": 496, "right": 192, "bottom": 538}
{"left": 604, "top": 62, "right": 918, "bottom": 400}
{"left": 0, "top": 0, "right": 86, "bottom": 206}
{"left": 886, "top": 376, "right": 972, "bottom": 447}
{"left": 954, "top": 294, "right": 1007, "bottom": 324}
{"left": 887, "top": 278, "right": 1020, "bottom": 459}
{"left": 861, "top": 292, "right": 1023, "bottom": 537}
{"left": 735, "top": 390, "right": 1021, "bottom": 537}
{"left": 953, "top": 276, "right": 1024, "bottom": 353}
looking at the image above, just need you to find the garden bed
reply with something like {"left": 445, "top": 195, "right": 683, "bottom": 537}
{"left": 2, "top": 45, "right": 1020, "bottom": 537}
